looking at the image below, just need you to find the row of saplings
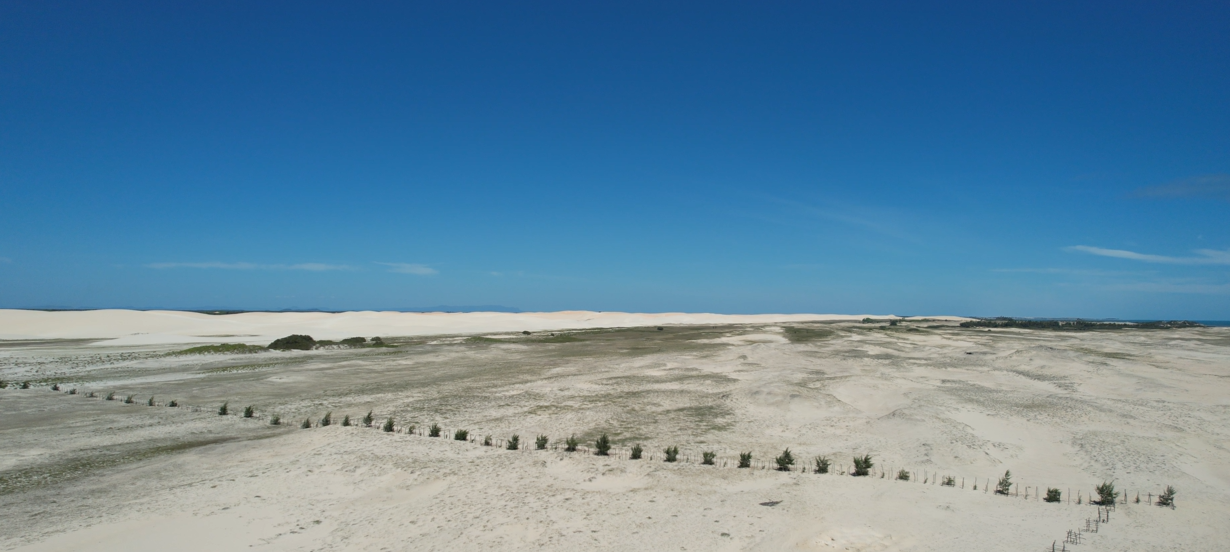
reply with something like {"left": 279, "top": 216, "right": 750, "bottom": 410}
{"left": 276, "top": 406, "right": 1178, "bottom": 509}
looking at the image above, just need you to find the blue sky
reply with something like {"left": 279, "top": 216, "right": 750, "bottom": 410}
{"left": 2, "top": 1, "right": 1228, "bottom": 318}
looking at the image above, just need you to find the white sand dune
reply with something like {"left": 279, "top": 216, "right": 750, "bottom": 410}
{"left": 0, "top": 309, "right": 964, "bottom": 346}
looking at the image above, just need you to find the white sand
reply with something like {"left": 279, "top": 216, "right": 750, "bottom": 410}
{"left": 0, "top": 309, "right": 960, "bottom": 345}
{"left": 0, "top": 311, "right": 1224, "bottom": 551}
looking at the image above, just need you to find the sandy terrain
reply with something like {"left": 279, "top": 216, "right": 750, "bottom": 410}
{"left": 0, "top": 311, "right": 1226, "bottom": 551}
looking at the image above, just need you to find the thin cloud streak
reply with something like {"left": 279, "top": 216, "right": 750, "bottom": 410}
{"left": 1134, "top": 174, "right": 1230, "bottom": 201}
{"left": 1065, "top": 245, "right": 1230, "bottom": 265}
{"left": 375, "top": 262, "right": 438, "bottom": 275}
{"left": 146, "top": 262, "right": 355, "bottom": 271}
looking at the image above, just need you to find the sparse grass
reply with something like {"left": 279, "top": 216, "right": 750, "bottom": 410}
{"left": 565, "top": 435, "right": 579, "bottom": 452}
{"left": 897, "top": 469, "right": 910, "bottom": 481}
{"left": 218, "top": 402, "right": 229, "bottom": 416}
{"left": 852, "top": 454, "right": 874, "bottom": 476}
{"left": 170, "top": 343, "right": 266, "bottom": 356}
{"left": 535, "top": 435, "right": 548, "bottom": 450}
{"left": 319, "top": 412, "right": 332, "bottom": 427}
{"left": 147, "top": 396, "right": 155, "bottom": 406}
{"left": 429, "top": 423, "right": 441, "bottom": 437}
{"left": 942, "top": 476, "right": 955, "bottom": 486}
{"left": 483, "top": 435, "right": 493, "bottom": 446}
{"left": 630, "top": 444, "right": 643, "bottom": 460}
{"left": 382, "top": 418, "right": 395, "bottom": 432}
{"left": 595, "top": 434, "right": 611, "bottom": 456}
{"left": 738, "top": 452, "right": 752, "bottom": 468}
{"left": 1157, "top": 485, "right": 1176, "bottom": 508}
{"left": 68, "top": 388, "right": 77, "bottom": 395}
{"left": 664, "top": 446, "right": 679, "bottom": 463}
{"left": 454, "top": 429, "right": 469, "bottom": 441}
{"left": 270, "top": 415, "right": 281, "bottom": 425}
{"left": 105, "top": 392, "right": 115, "bottom": 401}
{"left": 783, "top": 326, "right": 836, "bottom": 343}
{"left": 362, "top": 411, "right": 373, "bottom": 427}
{"left": 20, "top": 381, "right": 30, "bottom": 389}
{"left": 1045, "top": 488, "right": 1061, "bottom": 503}
{"left": 776, "top": 448, "right": 795, "bottom": 471}
{"left": 202, "top": 363, "right": 279, "bottom": 374}
{"left": 87, "top": 391, "right": 97, "bottom": 398}
{"left": 1095, "top": 481, "right": 1117, "bottom": 505}
{"left": 301, "top": 418, "right": 312, "bottom": 429}
{"left": 243, "top": 405, "right": 255, "bottom": 418}
{"left": 51, "top": 384, "right": 60, "bottom": 391}
{"left": 506, "top": 434, "right": 520, "bottom": 450}
{"left": 702, "top": 451, "right": 716, "bottom": 465}
{"left": 341, "top": 415, "right": 351, "bottom": 427}
{"left": 167, "top": 399, "right": 178, "bottom": 407}
{"left": 996, "top": 470, "right": 1012, "bottom": 495}
{"left": 813, "top": 455, "right": 830, "bottom": 474}
{"left": 403, "top": 424, "right": 415, "bottom": 434}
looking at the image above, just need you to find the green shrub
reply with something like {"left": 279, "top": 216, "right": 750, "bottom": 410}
{"left": 1045, "top": 488, "right": 1061, "bottom": 503}
{"left": 506, "top": 434, "right": 520, "bottom": 450}
{"left": 171, "top": 343, "right": 265, "bottom": 355}
{"left": 1157, "top": 485, "right": 1176, "bottom": 507}
{"left": 664, "top": 446, "right": 679, "bottom": 463}
{"left": 565, "top": 435, "right": 579, "bottom": 452}
{"left": 301, "top": 418, "right": 312, "bottom": 429}
{"left": 341, "top": 415, "right": 351, "bottom": 427}
{"left": 147, "top": 396, "right": 155, "bottom": 406}
{"left": 0, "top": 380, "right": 6, "bottom": 388}
{"left": 362, "top": 410, "right": 374, "bottom": 427}
{"left": 124, "top": 394, "right": 135, "bottom": 404}
{"left": 218, "top": 402, "right": 229, "bottom": 415}
{"left": 630, "top": 444, "right": 643, "bottom": 460}
{"left": 455, "top": 429, "right": 469, "bottom": 441}
{"left": 382, "top": 418, "right": 395, "bottom": 432}
{"left": 942, "top": 476, "right": 955, "bottom": 486}
{"left": 996, "top": 471, "right": 1013, "bottom": 495}
{"left": 428, "top": 423, "right": 441, "bottom": 437}
{"left": 702, "top": 451, "right": 716, "bottom": 465}
{"left": 483, "top": 435, "right": 493, "bottom": 446}
{"left": 595, "top": 434, "right": 611, "bottom": 456}
{"left": 813, "top": 455, "right": 830, "bottom": 474}
{"left": 270, "top": 414, "right": 281, "bottom": 425}
{"left": 20, "top": 381, "right": 31, "bottom": 389}
{"left": 243, "top": 405, "right": 255, "bottom": 418}
{"left": 897, "top": 469, "right": 910, "bottom": 481}
{"left": 341, "top": 337, "right": 367, "bottom": 345}
{"left": 51, "top": 383, "right": 60, "bottom": 391}
{"left": 775, "top": 448, "right": 795, "bottom": 471}
{"left": 268, "top": 334, "right": 316, "bottom": 350}
{"left": 404, "top": 424, "right": 416, "bottom": 434}
{"left": 105, "top": 391, "right": 116, "bottom": 400}
{"left": 536, "top": 435, "right": 548, "bottom": 450}
{"left": 87, "top": 391, "right": 97, "bottom": 398}
{"left": 738, "top": 452, "right": 752, "bottom": 469}
{"left": 167, "top": 399, "right": 177, "bottom": 407}
{"left": 68, "top": 388, "right": 77, "bottom": 395}
{"left": 852, "top": 454, "right": 874, "bottom": 476}
{"left": 1095, "top": 481, "right": 1117, "bottom": 505}
{"left": 320, "top": 412, "right": 333, "bottom": 427}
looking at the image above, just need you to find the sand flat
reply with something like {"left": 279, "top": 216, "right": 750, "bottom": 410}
{"left": 0, "top": 311, "right": 1226, "bottom": 551}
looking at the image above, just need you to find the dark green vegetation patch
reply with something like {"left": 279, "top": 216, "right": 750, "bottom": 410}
{"left": 268, "top": 335, "right": 317, "bottom": 350}
{"left": 170, "top": 343, "right": 266, "bottom": 356}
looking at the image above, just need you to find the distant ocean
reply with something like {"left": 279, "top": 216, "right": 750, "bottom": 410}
{"left": 1193, "top": 321, "right": 1230, "bottom": 327}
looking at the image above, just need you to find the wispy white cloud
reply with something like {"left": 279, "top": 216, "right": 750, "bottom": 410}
{"left": 1105, "top": 281, "right": 1230, "bottom": 295}
{"left": 1065, "top": 245, "right": 1230, "bottom": 265}
{"left": 146, "top": 262, "right": 355, "bottom": 271}
{"left": 375, "top": 262, "right": 438, "bottom": 275}
{"left": 1134, "top": 174, "right": 1230, "bottom": 201}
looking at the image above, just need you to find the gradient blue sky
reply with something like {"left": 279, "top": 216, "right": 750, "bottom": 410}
{"left": 2, "top": 1, "right": 1228, "bottom": 318}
